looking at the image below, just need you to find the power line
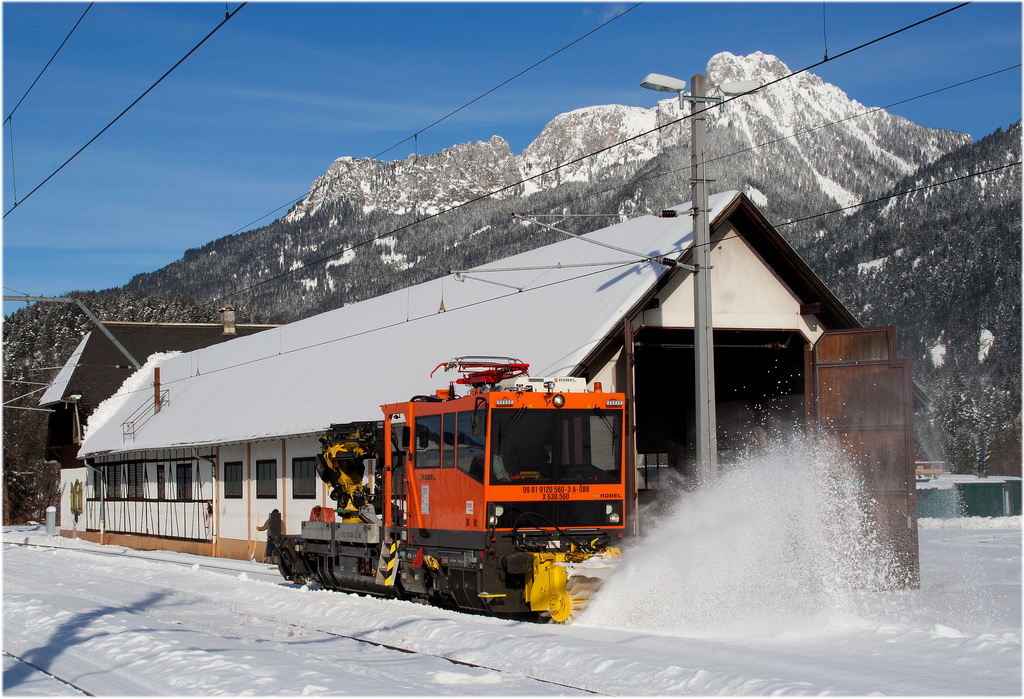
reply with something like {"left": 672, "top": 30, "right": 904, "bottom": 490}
{"left": 4, "top": 2, "right": 94, "bottom": 124}
{"left": 91, "top": 153, "right": 1024, "bottom": 399}
{"left": 775, "top": 161, "right": 1022, "bottom": 227}
{"left": 677, "top": 159, "right": 1022, "bottom": 257}
{"left": 86, "top": 153, "right": 1019, "bottom": 403}
{"left": 365, "top": 3, "right": 643, "bottom": 163}
{"left": 204, "top": 2, "right": 974, "bottom": 308}
{"left": 214, "top": 154, "right": 1019, "bottom": 386}
{"left": 2, "top": 3, "right": 247, "bottom": 218}
{"left": 100, "top": 260, "right": 646, "bottom": 400}
{"left": 534, "top": 63, "right": 1021, "bottom": 214}
{"left": 218, "top": 2, "right": 643, "bottom": 240}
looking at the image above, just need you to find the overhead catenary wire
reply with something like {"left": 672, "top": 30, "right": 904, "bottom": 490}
{"left": 93, "top": 150, "right": 1023, "bottom": 401}
{"left": 183, "top": 167, "right": 1024, "bottom": 395}
{"left": 4, "top": 1, "right": 987, "bottom": 409}
{"left": 4, "top": 2, "right": 94, "bottom": 124}
{"left": 84, "top": 149, "right": 1018, "bottom": 406}
{"left": 204, "top": 1, "right": 974, "bottom": 309}
{"left": 676, "top": 160, "right": 1023, "bottom": 257}
{"left": 2, "top": 3, "right": 247, "bottom": 218}
{"left": 107, "top": 259, "right": 646, "bottom": 401}
{"left": 365, "top": 2, "right": 643, "bottom": 163}
{"left": 216, "top": 3, "right": 643, "bottom": 240}
{"left": 16, "top": 7, "right": 1012, "bottom": 459}
{"left": 530, "top": 63, "right": 1021, "bottom": 217}
{"left": 94, "top": 144, "right": 1011, "bottom": 405}
{"left": 775, "top": 161, "right": 1022, "bottom": 228}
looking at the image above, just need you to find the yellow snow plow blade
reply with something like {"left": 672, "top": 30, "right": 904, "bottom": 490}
{"left": 526, "top": 547, "right": 621, "bottom": 623}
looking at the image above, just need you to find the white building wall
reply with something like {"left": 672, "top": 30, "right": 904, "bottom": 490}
{"left": 59, "top": 466, "right": 88, "bottom": 536}
{"left": 639, "top": 222, "right": 824, "bottom": 340}
{"left": 218, "top": 443, "right": 249, "bottom": 543}
{"left": 61, "top": 452, "right": 217, "bottom": 543}
{"left": 217, "top": 435, "right": 327, "bottom": 545}
{"left": 281, "top": 436, "right": 325, "bottom": 536}
{"left": 587, "top": 348, "right": 623, "bottom": 394}
{"left": 249, "top": 440, "right": 284, "bottom": 536}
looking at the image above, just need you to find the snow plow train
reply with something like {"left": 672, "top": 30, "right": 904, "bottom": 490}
{"left": 270, "top": 357, "right": 625, "bottom": 622}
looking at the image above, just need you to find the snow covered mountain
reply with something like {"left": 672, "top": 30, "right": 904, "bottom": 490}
{"left": 4, "top": 52, "right": 1017, "bottom": 533}
{"left": 31, "top": 51, "right": 1015, "bottom": 475}
{"left": 126, "top": 52, "right": 973, "bottom": 321}
{"left": 814, "top": 122, "right": 1022, "bottom": 474}
{"left": 282, "top": 52, "right": 967, "bottom": 230}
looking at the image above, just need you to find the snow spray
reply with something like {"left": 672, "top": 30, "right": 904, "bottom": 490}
{"left": 580, "top": 435, "right": 909, "bottom": 638}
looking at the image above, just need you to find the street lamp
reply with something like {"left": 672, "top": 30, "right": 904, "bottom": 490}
{"left": 641, "top": 72, "right": 758, "bottom": 482}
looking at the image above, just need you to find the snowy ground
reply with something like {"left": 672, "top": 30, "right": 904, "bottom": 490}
{"left": 2, "top": 514, "right": 1018, "bottom": 696}
{"left": 4, "top": 444, "right": 1021, "bottom": 696}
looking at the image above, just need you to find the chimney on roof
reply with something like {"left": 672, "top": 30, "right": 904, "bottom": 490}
{"left": 218, "top": 306, "right": 237, "bottom": 336}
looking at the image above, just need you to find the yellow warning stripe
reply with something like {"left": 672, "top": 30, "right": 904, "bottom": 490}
{"left": 376, "top": 540, "right": 398, "bottom": 587}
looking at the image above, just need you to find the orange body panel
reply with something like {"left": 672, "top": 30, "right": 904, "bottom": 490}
{"left": 382, "top": 388, "right": 627, "bottom": 535}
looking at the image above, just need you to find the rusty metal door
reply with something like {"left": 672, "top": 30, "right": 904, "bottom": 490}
{"left": 809, "top": 327, "right": 919, "bottom": 586}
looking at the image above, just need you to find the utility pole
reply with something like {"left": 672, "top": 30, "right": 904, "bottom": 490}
{"left": 641, "top": 70, "right": 758, "bottom": 482}
{"left": 688, "top": 72, "right": 718, "bottom": 482}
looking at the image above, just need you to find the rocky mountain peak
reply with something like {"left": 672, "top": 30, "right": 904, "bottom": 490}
{"left": 166, "top": 51, "right": 976, "bottom": 323}
{"left": 708, "top": 51, "right": 793, "bottom": 85}
{"left": 286, "top": 134, "right": 519, "bottom": 221}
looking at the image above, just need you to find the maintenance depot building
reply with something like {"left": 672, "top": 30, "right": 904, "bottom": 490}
{"left": 53, "top": 191, "right": 919, "bottom": 574}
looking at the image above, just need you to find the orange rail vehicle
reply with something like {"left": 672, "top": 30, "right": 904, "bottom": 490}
{"left": 272, "top": 357, "right": 626, "bottom": 622}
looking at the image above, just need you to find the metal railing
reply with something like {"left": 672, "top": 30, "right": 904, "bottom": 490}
{"left": 122, "top": 390, "right": 169, "bottom": 442}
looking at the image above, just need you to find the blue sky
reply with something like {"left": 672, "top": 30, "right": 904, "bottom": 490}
{"left": 2, "top": 1, "right": 1021, "bottom": 316}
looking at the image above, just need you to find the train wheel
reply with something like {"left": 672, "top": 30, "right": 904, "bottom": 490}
{"left": 277, "top": 549, "right": 305, "bottom": 585}
{"left": 545, "top": 575, "right": 602, "bottom": 624}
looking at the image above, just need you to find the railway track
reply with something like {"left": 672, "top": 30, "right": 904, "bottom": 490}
{"left": 3, "top": 651, "right": 93, "bottom": 696}
{"left": 3, "top": 538, "right": 606, "bottom": 695}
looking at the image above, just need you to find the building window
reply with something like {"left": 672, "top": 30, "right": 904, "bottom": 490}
{"left": 293, "top": 457, "right": 317, "bottom": 499}
{"left": 127, "top": 463, "right": 145, "bottom": 499}
{"left": 106, "top": 464, "right": 122, "bottom": 499}
{"left": 176, "top": 463, "right": 193, "bottom": 501}
{"left": 256, "top": 460, "right": 277, "bottom": 499}
{"left": 223, "top": 461, "right": 243, "bottom": 499}
{"left": 157, "top": 465, "right": 166, "bottom": 500}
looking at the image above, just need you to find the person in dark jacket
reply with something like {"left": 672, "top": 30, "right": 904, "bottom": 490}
{"left": 256, "top": 509, "right": 282, "bottom": 563}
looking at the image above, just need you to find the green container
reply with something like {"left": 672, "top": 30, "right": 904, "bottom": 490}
{"left": 955, "top": 481, "right": 1007, "bottom": 518}
{"left": 1003, "top": 479, "right": 1022, "bottom": 516}
{"left": 916, "top": 486, "right": 959, "bottom": 518}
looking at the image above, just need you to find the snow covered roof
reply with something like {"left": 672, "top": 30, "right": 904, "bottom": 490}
{"left": 81, "top": 192, "right": 741, "bottom": 457}
{"left": 39, "top": 321, "right": 279, "bottom": 415}
{"left": 917, "top": 473, "right": 1022, "bottom": 490}
{"left": 40, "top": 331, "right": 91, "bottom": 406}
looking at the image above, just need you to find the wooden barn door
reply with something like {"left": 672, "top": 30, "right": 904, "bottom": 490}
{"left": 809, "top": 327, "right": 919, "bottom": 586}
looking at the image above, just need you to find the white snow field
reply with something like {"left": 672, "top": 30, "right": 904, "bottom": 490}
{"left": 4, "top": 446, "right": 1020, "bottom": 696}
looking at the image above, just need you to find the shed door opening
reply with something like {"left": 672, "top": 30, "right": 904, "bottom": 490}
{"left": 632, "top": 327, "right": 807, "bottom": 504}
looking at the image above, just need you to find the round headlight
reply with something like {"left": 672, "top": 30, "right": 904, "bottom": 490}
{"left": 552, "top": 393, "right": 566, "bottom": 408}
{"left": 608, "top": 512, "right": 621, "bottom": 524}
